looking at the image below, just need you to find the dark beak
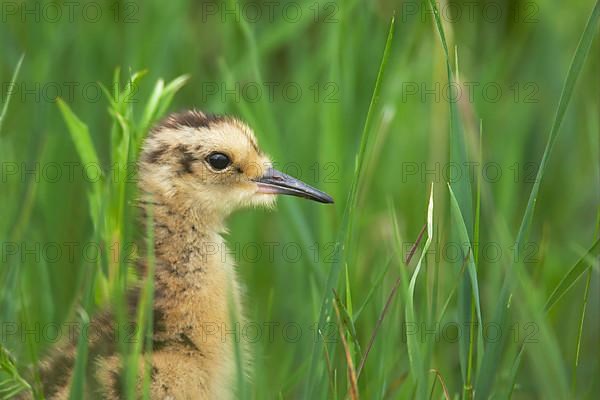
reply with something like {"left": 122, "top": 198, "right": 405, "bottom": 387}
{"left": 254, "top": 168, "right": 334, "bottom": 204}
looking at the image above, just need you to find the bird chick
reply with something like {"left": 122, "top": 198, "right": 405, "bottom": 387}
{"left": 37, "top": 110, "right": 333, "bottom": 399}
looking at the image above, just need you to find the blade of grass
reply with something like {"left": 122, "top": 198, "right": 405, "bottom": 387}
{"left": 332, "top": 294, "right": 359, "bottom": 400}
{"left": 56, "top": 99, "right": 101, "bottom": 170}
{"left": 124, "top": 203, "right": 156, "bottom": 399}
{"left": 571, "top": 208, "right": 600, "bottom": 395}
{"left": 506, "top": 345, "right": 525, "bottom": 400}
{"left": 543, "top": 237, "right": 600, "bottom": 312}
{"left": 138, "top": 79, "right": 165, "bottom": 138}
{"left": 0, "top": 345, "right": 31, "bottom": 398}
{"left": 139, "top": 74, "right": 190, "bottom": 144}
{"left": 68, "top": 260, "right": 99, "bottom": 400}
{"left": 426, "top": 0, "right": 477, "bottom": 387}
{"left": 68, "top": 307, "right": 91, "bottom": 399}
{"left": 438, "top": 253, "right": 471, "bottom": 322}
{"left": 477, "top": 3, "right": 600, "bottom": 396}
{"left": 447, "top": 184, "right": 484, "bottom": 391}
{"left": 154, "top": 74, "right": 190, "bottom": 121}
{"left": 57, "top": 99, "right": 103, "bottom": 230}
{"left": 0, "top": 53, "right": 24, "bottom": 135}
{"left": 333, "top": 288, "right": 361, "bottom": 358}
{"left": 404, "top": 185, "right": 434, "bottom": 398}
{"left": 424, "top": 221, "right": 441, "bottom": 379}
{"left": 465, "top": 120, "right": 484, "bottom": 399}
{"left": 570, "top": 268, "right": 592, "bottom": 395}
{"left": 353, "top": 253, "right": 394, "bottom": 321}
{"left": 320, "top": 339, "right": 336, "bottom": 398}
{"left": 428, "top": 369, "right": 451, "bottom": 400}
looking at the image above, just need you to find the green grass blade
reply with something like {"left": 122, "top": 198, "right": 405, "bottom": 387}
{"left": 506, "top": 346, "right": 525, "bottom": 400}
{"left": 353, "top": 254, "right": 394, "bottom": 321}
{"left": 332, "top": 288, "right": 361, "bottom": 358}
{"left": 466, "top": 120, "right": 484, "bottom": 395}
{"left": 139, "top": 74, "right": 190, "bottom": 143}
{"left": 68, "top": 279, "right": 98, "bottom": 399}
{"left": 125, "top": 204, "right": 156, "bottom": 399}
{"left": 514, "top": 0, "right": 600, "bottom": 253}
{"left": 68, "top": 309, "right": 91, "bottom": 400}
{"left": 476, "top": 2, "right": 600, "bottom": 397}
{"left": 543, "top": 237, "right": 600, "bottom": 313}
{"left": 571, "top": 208, "right": 600, "bottom": 395}
{"left": 57, "top": 98, "right": 103, "bottom": 228}
{"left": 571, "top": 268, "right": 592, "bottom": 395}
{"left": 405, "top": 185, "right": 434, "bottom": 398}
{"left": 0, "top": 344, "right": 31, "bottom": 398}
{"left": 56, "top": 99, "right": 101, "bottom": 173}
{"left": 0, "top": 53, "right": 24, "bottom": 135}
{"left": 139, "top": 79, "right": 165, "bottom": 133}
{"left": 158, "top": 75, "right": 190, "bottom": 109}
{"left": 426, "top": 0, "right": 476, "bottom": 385}
{"left": 448, "top": 184, "right": 484, "bottom": 396}
{"left": 447, "top": 183, "right": 484, "bottom": 326}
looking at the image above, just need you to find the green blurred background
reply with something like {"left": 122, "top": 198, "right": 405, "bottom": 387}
{"left": 1, "top": 0, "right": 599, "bottom": 399}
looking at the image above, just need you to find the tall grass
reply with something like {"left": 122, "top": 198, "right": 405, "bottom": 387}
{"left": 1, "top": 0, "right": 599, "bottom": 399}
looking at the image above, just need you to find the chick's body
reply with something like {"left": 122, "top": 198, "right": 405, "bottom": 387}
{"left": 35, "top": 110, "right": 332, "bottom": 399}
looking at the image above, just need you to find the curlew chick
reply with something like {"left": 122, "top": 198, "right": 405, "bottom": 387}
{"left": 37, "top": 110, "right": 333, "bottom": 399}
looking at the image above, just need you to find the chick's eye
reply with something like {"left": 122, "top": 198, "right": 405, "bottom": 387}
{"left": 207, "top": 152, "right": 231, "bottom": 170}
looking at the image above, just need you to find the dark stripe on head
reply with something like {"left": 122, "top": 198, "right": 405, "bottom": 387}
{"left": 144, "top": 144, "right": 168, "bottom": 164}
{"left": 176, "top": 144, "right": 198, "bottom": 174}
{"left": 152, "top": 110, "right": 225, "bottom": 133}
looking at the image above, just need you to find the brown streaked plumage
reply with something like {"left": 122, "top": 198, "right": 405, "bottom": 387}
{"left": 34, "top": 110, "right": 333, "bottom": 399}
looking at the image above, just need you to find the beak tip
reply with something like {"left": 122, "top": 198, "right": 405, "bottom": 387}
{"left": 313, "top": 192, "right": 334, "bottom": 204}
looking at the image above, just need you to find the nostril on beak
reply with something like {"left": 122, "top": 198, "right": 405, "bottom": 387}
{"left": 254, "top": 168, "right": 334, "bottom": 204}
